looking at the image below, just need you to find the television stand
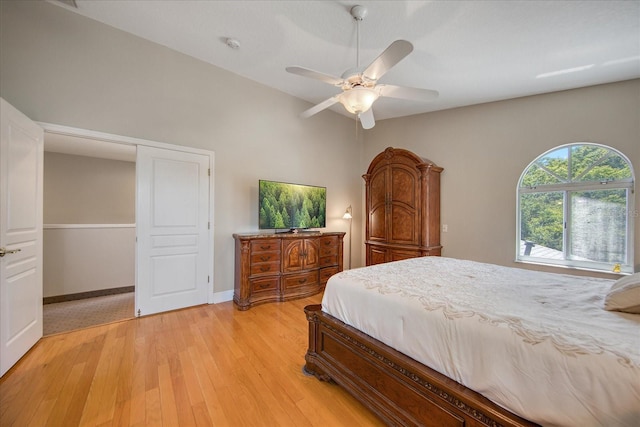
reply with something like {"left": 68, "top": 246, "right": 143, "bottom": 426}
{"left": 232, "top": 231, "right": 345, "bottom": 310}
{"left": 276, "top": 228, "right": 300, "bottom": 234}
{"left": 276, "top": 228, "right": 319, "bottom": 234}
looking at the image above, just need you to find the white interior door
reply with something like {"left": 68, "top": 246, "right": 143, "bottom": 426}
{"left": 136, "top": 145, "right": 210, "bottom": 316}
{"left": 0, "top": 98, "right": 43, "bottom": 377}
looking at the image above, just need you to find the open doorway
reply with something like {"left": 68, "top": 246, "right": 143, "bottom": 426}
{"left": 42, "top": 132, "right": 136, "bottom": 335}
{"left": 39, "top": 123, "right": 214, "bottom": 335}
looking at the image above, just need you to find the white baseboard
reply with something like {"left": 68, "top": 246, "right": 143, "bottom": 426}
{"left": 211, "top": 289, "right": 233, "bottom": 304}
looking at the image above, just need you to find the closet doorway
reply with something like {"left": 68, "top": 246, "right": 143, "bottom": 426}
{"left": 40, "top": 124, "right": 215, "bottom": 335}
{"left": 43, "top": 133, "right": 137, "bottom": 335}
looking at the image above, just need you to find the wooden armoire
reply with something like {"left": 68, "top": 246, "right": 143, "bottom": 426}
{"left": 363, "top": 147, "right": 443, "bottom": 266}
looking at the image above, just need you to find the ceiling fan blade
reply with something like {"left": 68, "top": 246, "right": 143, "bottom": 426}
{"left": 286, "top": 66, "right": 344, "bottom": 86}
{"left": 359, "top": 108, "right": 375, "bottom": 129}
{"left": 363, "top": 40, "right": 413, "bottom": 81}
{"left": 300, "top": 96, "right": 340, "bottom": 118}
{"left": 379, "top": 84, "right": 439, "bottom": 102}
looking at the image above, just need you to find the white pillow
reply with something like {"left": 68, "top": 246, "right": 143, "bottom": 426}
{"left": 604, "top": 272, "right": 640, "bottom": 314}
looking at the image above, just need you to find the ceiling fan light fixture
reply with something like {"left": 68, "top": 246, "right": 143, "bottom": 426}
{"left": 339, "top": 86, "right": 379, "bottom": 114}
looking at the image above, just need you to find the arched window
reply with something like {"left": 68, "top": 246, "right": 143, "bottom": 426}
{"left": 517, "top": 143, "right": 635, "bottom": 274}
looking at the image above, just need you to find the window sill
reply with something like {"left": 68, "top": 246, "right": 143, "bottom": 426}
{"left": 514, "top": 259, "right": 633, "bottom": 277}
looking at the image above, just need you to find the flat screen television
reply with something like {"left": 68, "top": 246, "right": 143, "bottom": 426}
{"left": 259, "top": 180, "right": 326, "bottom": 231}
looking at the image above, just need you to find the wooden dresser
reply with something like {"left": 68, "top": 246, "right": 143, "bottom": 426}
{"left": 233, "top": 231, "right": 345, "bottom": 310}
{"left": 363, "top": 147, "right": 443, "bottom": 265}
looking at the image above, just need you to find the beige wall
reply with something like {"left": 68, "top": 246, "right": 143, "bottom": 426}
{"left": 44, "top": 152, "right": 135, "bottom": 224}
{"left": 42, "top": 152, "right": 136, "bottom": 296}
{"left": 0, "top": 1, "right": 363, "bottom": 297}
{"left": 43, "top": 227, "right": 135, "bottom": 297}
{"left": 364, "top": 80, "right": 640, "bottom": 276}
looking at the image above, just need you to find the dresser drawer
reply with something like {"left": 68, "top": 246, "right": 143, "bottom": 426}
{"left": 250, "top": 277, "right": 279, "bottom": 293}
{"left": 319, "top": 246, "right": 337, "bottom": 257}
{"left": 320, "top": 266, "right": 339, "bottom": 284}
{"left": 250, "top": 262, "right": 280, "bottom": 276}
{"left": 251, "top": 239, "right": 280, "bottom": 253}
{"left": 319, "top": 255, "right": 338, "bottom": 267}
{"left": 319, "top": 236, "right": 338, "bottom": 256}
{"left": 250, "top": 251, "right": 280, "bottom": 264}
{"left": 282, "top": 270, "right": 319, "bottom": 290}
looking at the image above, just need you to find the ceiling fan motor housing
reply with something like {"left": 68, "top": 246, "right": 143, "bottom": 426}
{"left": 341, "top": 67, "right": 376, "bottom": 90}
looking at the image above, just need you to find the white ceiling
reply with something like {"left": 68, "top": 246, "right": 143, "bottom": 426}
{"left": 50, "top": 0, "right": 639, "bottom": 122}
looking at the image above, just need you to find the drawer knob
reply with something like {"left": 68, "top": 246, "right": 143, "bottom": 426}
{"left": 260, "top": 255, "right": 271, "bottom": 261}
{"left": 260, "top": 245, "right": 271, "bottom": 250}
{"left": 260, "top": 265, "right": 271, "bottom": 272}
{"left": 298, "top": 278, "right": 307, "bottom": 284}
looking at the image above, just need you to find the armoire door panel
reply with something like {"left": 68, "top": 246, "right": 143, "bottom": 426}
{"left": 390, "top": 205, "right": 418, "bottom": 244}
{"left": 368, "top": 247, "right": 388, "bottom": 266}
{"left": 369, "top": 205, "right": 387, "bottom": 241}
{"left": 390, "top": 249, "right": 421, "bottom": 262}
{"left": 370, "top": 170, "right": 387, "bottom": 206}
{"left": 390, "top": 167, "right": 417, "bottom": 207}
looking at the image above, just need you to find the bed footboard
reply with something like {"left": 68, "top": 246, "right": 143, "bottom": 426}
{"left": 304, "top": 304, "right": 538, "bottom": 427}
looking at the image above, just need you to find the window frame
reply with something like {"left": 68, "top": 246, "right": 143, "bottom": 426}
{"left": 516, "top": 143, "right": 635, "bottom": 274}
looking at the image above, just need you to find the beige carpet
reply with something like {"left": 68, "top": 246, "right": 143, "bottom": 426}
{"left": 43, "top": 292, "right": 135, "bottom": 336}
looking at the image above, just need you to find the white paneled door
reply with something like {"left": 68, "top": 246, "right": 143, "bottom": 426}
{"left": 0, "top": 98, "right": 43, "bottom": 377}
{"left": 136, "top": 146, "right": 210, "bottom": 316}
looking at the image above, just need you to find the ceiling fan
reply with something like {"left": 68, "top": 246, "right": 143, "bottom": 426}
{"left": 286, "top": 5, "right": 438, "bottom": 129}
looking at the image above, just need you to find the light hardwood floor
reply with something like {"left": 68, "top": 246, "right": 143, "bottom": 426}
{"left": 0, "top": 294, "right": 385, "bottom": 426}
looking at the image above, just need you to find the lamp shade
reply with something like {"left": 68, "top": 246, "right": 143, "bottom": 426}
{"left": 343, "top": 205, "right": 353, "bottom": 219}
{"left": 339, "top": 87, "right": 379, "bottom": 114}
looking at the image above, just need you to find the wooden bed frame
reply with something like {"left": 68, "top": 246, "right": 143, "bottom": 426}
{"left": 304, "top": 304, "right": 540, "bottom": 427}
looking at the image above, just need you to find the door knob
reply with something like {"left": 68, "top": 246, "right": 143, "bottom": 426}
{"left": 0, "top": 247, "right": 21, "bottom": 257}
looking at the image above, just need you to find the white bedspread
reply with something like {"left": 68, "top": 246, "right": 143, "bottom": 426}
{"left": 321, "top": 257, "right": 640, "bottom": 427}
